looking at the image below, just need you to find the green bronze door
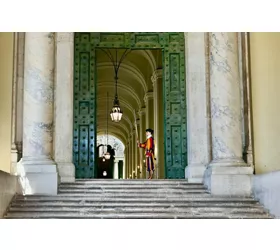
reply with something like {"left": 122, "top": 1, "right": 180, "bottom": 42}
{"left": 73, "top": 32, "right": 187, "bottom": 179}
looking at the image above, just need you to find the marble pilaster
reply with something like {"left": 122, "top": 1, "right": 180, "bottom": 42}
{"left": 151, "top": 69, "right": 163, "bottom": 179}
{"left": 138, "top": 108, "right": 146, "bottom": 179}
{"left": 205, "top": 32, "right": 253, "bottom": 196}
{"left": 114, "top": 160, "right": 119, "bottom": 179}
{"left": 11, "top": 33, "right": 25, "bottom": 174}
{"left": 53, "top": 32, "right": 75, "bottom": 182}
{"left": 125, "top": 144, "right": 129, "bottom": 178}
{"left": 131, "top": 130, "right": 136, "bottom": 179}
{"left": 185, "top": 32, "right": 211, "bottom": 183}
{"left": 135, "top": 119, "right": 142, "bottom": 179}
{"left": 144, "top": 91, "right": 154, "bottom": 130}
{"left": 129, "top": 137, "right": 132, "bottom": 178}
{"left": 16, "top": 32, "right": 58, "bottom": 195}
{"left": 11, "top": 33, "right": 19, "bottom": 174}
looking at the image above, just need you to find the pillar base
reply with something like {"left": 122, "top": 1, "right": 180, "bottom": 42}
{"left": 10, "top": 149, "right": 19, "bottom": 175}
{"left": 57, "top": 162, "right": 75, "bottom": 183}
{"left": 204, "top": 164, "right": 253, "bottom": 196}
{"left": 186, "top": 164, "right": 206, "bottom": 183}
{"left": 16, "top": 158, "right": 58, "bottom": 195}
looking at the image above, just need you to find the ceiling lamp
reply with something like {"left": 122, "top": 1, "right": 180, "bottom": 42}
{"left": 100, "top": 48, "right": 131, "bottom": 122}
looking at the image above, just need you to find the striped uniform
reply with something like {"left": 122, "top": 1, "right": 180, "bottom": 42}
{"left": 139, "top": 137, "right": 155, "bottom": 172}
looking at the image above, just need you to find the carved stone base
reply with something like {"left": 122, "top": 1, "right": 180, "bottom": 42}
{"left": 186, "top": 164, "right": 206, "bottom": 183}
{"left": 57, "top": 162, "right": 75, "bottom": 183}
{"left": 204, "top": 165, "right": 253, "bottom": 196}
{"left": 16, "top": 158, "right": 58, "bottom": 195}
{"left": 10, "top": 149, "right": 19, "bottom": 175}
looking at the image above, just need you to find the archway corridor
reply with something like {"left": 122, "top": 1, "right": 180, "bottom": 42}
{"left": 73, "top": 32, "right": 187, "bottom": 179}
{"left": 96, "top": 49, "right": 164, "bottom": 179}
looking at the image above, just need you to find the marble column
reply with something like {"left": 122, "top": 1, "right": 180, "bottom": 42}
{"left": 138, "top": 108, "right": 146, "bottom": 179}
{"left": 131, "top": 130, "right": 136, "bottom": 179}
{"left": 125, "top": 144, "right": 129, "bottom": 178}
{"left": 113, "top": 160, "right": 119, "bottom": 179}
{"left": 135, "top": 119, "right": 140, "bottom": 179}
{"left": 144, "top": 92, "right": 154, "bottom": 130}
{"left": 151, "top": 69, "right": 163, "bottom": 179}
{"left": 129, "top": 137, "right": 133, "bottom": 178}
{"left": 54, "top": 32, "right": 75, "bottom": 182}
{"left": 16, "top": 32, "right": 58, "bottom": 195}
{"left": 185, "top": 33, "right": 211, "bottom": 183}
{"left": 205, "top": 32, "right": 253, "bottom": 196}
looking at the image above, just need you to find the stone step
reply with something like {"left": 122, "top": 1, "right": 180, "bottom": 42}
{"left": 9, "top": 202, "right": 264, "bottom": 209}
{"left": 62, "top": 180, "right": 197, "bottom": 186}
{"left": 4, "top": 211, "right": 272, "bottom": 219}
{"left": 58, "top": 189, "right": 207, "bottom": 194}
{"left": 13, "top": 195, "right": 257, "bottom": 203}
{"left": 6, "top": 206, "right": 268, "bottom": 214}
{"left": 5, "top": 180, "right": 272, "bottom": 219}
{"left": 15, "top": 194, "right": 213, "bottom": 199}
{"left": 58, "top": 185, "right": 205, "bottom": 190}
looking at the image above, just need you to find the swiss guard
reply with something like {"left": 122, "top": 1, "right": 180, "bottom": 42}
{"left": 137, "top": 128, "right": 155, "bottom": 179}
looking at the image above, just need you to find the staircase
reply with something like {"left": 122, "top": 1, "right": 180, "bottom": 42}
{"left": 4, "top": 180, "right": 273, "bottom": 219}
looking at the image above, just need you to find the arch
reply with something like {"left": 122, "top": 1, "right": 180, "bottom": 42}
{"left": 134, "top": 50, "right": 157, "bottom": 72}
{"left": 97, "top": 81, "right": 142, "bottom": 109}
{"left": 97, "top": 113, "right": 132, "bottom": 136}
{"left": 97, "top": 62, "right": 148, "bottom": 93}
{"left": 97, "top": 131, "right": 126, "bottom": 146}
{"left": 97, "top": 134, "right": 125, "bottom": 157}
{"left": 97, "top": 121, "right": 130, "bottom": 139}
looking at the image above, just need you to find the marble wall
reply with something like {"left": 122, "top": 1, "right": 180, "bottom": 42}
{"left": 0, "top": 170, "right": 19, "bottom": 218}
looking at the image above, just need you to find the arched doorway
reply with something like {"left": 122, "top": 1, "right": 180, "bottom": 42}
{"left": 96, "top": 134, "right": 125, "bottom": 179}
{"left": 73, "top": 32, "right": 187, "bottom": 179}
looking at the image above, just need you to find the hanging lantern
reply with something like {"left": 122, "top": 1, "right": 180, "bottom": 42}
{"left": 100, "top": 49, "right": 131, "bottom": 123}
{"left": 110, "top": 95, "right": 123, "bottom": 122}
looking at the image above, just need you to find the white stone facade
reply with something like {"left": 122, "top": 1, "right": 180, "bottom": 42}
{"left": 12, "top": 32, "right": 253, "bottom": 196}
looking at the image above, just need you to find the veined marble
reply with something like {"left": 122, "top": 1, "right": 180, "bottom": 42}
{"left": 185, "top": 32, "right": 211, "bottom": 182}
{"left": 209, "top": 32, "right": 245, "bottom": 164}
{"left": 54, "top": 32, "right": 75, "bottom": 182}
{"left": 16, "top": 32, "right": 58, "bottom": 195}
{"left": 205, "top": 32, "right": 252, "bottom": 196}
{"left": 22, "top": 32, "right": 55, "bottom": 159}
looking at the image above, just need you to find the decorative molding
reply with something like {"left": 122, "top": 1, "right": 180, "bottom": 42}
{"left": 144, "top": 91, "right": 154, "bottom": 103}
{"left": 138, "top": 107, "right": 146, "bottom": 116}
{"left": 151, "top": 69, "right": 163, "bottom": 85}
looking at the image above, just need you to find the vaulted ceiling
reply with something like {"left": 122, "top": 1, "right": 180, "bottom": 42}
{"left": 96, "top": 49, "right": 162, "bottom": 145}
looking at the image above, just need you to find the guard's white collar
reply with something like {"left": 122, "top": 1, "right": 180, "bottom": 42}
{"left": 147, "top": 134, "right": 152, "bottom": 139}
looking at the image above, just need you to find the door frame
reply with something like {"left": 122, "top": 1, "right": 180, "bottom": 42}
{"left": 72, "top": 32, "right": 187, "bottom": 179}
